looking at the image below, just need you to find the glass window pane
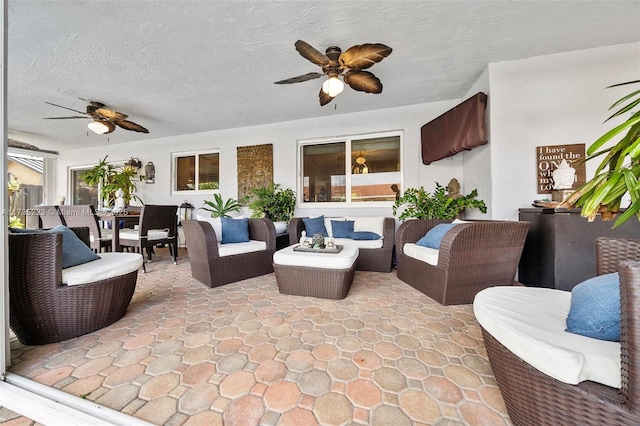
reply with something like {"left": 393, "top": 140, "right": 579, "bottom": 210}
{"left": 351, "top": 136, "right": 401, "bottom": 202}
{"left": 302, "top": 142, "right": 346, "bottom": 203}
{"left": 198, "top": 153, "right": 219, "bottom": 190}
{"left": 176, "top": 156, "right": 196, "bottom": 191}
{"left": 72, "top": 169, "right": 98, "bottom": 205}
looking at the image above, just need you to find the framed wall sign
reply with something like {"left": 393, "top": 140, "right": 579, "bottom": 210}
{"left": 536, "top": 143, "right": 586, "bottom": 194}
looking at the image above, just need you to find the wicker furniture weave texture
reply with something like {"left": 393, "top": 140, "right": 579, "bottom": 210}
{"left": 288, "top": 217, "right": 395, "bottom": 272}
{"left": 58, "top": 204, "right": 112, "bottom": 252}
{"left": 9, "top": 227, "right": 139, "bottom": 345}
{"left": 182, "top": 219, "right": 276, "bottom": 288}
{"left": 395, "top": 219, "right": 529, "bottom": 305}
{"left": 273, "top": 245, "right": 358, "bottom": 300}
{"left": 481, "top": 237, "right": 640, "bottom": 426}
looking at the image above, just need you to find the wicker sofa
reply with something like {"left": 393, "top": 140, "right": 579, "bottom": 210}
{"left": 9, "top": 227, "right": 143, "bottom": 345}
{"left": 475, "top": 237, "right": 640, "bottom": 425}
{"left": 395, "top": 219, "right": 529, "bottom": 305}
{"left": 288, "top": 216, "right": 395, "bottom": 272}
{"left": 182, "top": 219, "right": 276, "bottom": 288}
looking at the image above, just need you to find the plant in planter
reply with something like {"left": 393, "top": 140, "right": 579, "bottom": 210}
{"left": 80, "top": 156, "right": 142, "bottom": 209}
{"left": 392, "top": 182, "right": 487, "bottom": 221}
{"left": 248, "top": 182, "right": 296, "bottom": 233}
{"left": 561, "top": 80, "right": 640, "bottom": 227}
{"left": 201, "top": 193, "right": 241, "bottom": 218}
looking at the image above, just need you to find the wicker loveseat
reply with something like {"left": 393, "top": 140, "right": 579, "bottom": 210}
{"left": 475, "top": 237, "right": 640, "bottom": 425}
{"left": 182, "top": 219, "right": 276, "bottom": 288}
{"left": 9, "top": 227, "right": 142, "bottom": 345}
{"left": 395, "top": 219, "right": 529, "bottom": 305}
{"left": 288, "top": 216, "right": 395, "bottom": 272}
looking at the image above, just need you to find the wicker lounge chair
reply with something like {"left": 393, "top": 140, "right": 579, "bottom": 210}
{"left": 395, "top": 219, "right": 529, "bottom": 305}
{"left": 288, "top": 216, "right": 395, "bottom": 272}
{"left": 182, "top": 219, "right": 276, "bottom": 288}
{"left": 9, "top": 227, "right": 141, "bottom": 345}
{"left": 479, "top": 237, "right": 640, "bottom": 425}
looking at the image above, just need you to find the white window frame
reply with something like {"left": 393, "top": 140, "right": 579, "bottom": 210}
{"left": 171, "top": 149, "right": 220, "bottom": 195}
{"left": 297, "top": 130, "right": 403, "bottom": 209}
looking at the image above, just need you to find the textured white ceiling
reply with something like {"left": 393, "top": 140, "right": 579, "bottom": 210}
{"left": 7, "top": 1, "right": 640, "bottom": 152}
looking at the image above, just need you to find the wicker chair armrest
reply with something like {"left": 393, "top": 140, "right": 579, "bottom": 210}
{"left": 596, "top": 237, "right": 640, "bottom": 276}
{"left": 395, "top": 219, "right": 451, "bottom": 246}
{"left": 182, "top": 220, "right": 220, "bottom": 258}
{"left": 248, "top": 218, "right": 276, "bottom": 250}
{"left": 619, "top": 259, "right": 640, "bottom": 412}
{"left": 381, "top": 218, "right": 396, "bottom": 248}
{"left": 437, "top": 221, "right": 529, "bottom": 269}
{"left": 9, "top": 232, "right": 63, "bottom": 288}
{"left": 288, "top": 217, "right": 306, "bottom": 245}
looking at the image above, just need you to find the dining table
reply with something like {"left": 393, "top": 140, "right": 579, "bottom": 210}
{"left": 95, "top": 210, "right": 141, "bottom": 252}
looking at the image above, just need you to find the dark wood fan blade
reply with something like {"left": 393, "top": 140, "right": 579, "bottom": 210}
{"left": 274, "top": 72, "right": 323, "bottom": 84}
{"left": 319, "top": 88, "right": 334, "bottom": 106}
{"left": 44, "top": 101, "right": 88, "bottom": 115}
{"left": 343, "top": 70, "right": 383, "bottom": 93}
{"left": 43, "top": 116, "right": 88, "bottom": 119}
{"left": 95, "top": 107, "right": 128, "bottom": 121}
{"left": 115, "top": 119, "right": 149, "bottom": 133}
{"left": 339, "top": 43, "right": 392, "bottom": 70}
{"left": 295, "top": 40, "right": 330, "bottom": 66}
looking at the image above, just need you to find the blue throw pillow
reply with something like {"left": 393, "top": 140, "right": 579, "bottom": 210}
{"left": 565, "top": 272, "right": 620, "bottom": 342}
{"left": 331, "top": 220, "right": 354, "bottom": 238}
{"left": 302, "top": 216, "right": 328, "bottom": 237}
{"left": 416, "top": 223, "right": 458, "bottom": 249}
{"left": 349, "top": 231, "right": 381, "bottom": 240}
{"left": 10, "top": 225, "right": 100, "bottom": 268}
{"left": 221, "top": 217, "right": 250, "bottom": 243}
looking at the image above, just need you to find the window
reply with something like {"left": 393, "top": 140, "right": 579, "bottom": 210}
{"left": 70, "top": 167, "right": 99, "bottom": 206}
{"left": 172, "top": 150, "right": 220, "bottom": 193}
{"left": 300, "top": 132, "right": 401, "bottom": 204}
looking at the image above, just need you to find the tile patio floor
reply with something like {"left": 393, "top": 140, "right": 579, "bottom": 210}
{"left": 1, "top": 248, "right": 511, "bottom": 425}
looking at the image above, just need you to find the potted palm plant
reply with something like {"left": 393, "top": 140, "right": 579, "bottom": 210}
{"left": 248, "top": 182, "right": 297, "bottom": 233}
{"left": 201, "top": 193, "right": 241, "bottom": 218}
{"left": 561, "top": 80, "right": 640, "bottom": 227}
{"left": 392, "top": 182, "right": 487, "bottom": 221}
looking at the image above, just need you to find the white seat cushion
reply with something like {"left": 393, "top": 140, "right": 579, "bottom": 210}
{"left": 273, "top": 245, "right": 359, "bottom": 269}
{"left": 333, "top": 237, "right": 383, "bottom": 249}
{"left": 217, "top": 240, "right": 266, "bottom": 257}
{"left": 62, "top": 252, "right": 143, "bottom": 286}
{"left": 403, "top": 243, "right": 439, "bottom": 265}
{"left": 474, "top": 286, "right": 621, "bottom": 388}
{"left": 119, "top": 229, "right": 171, "bottom": 241}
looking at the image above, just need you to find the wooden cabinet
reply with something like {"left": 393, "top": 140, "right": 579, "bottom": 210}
{"left": 518, "top": 208, "right": 640, "bottom": 291}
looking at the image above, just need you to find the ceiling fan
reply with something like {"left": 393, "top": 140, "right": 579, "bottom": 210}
{"left": 274, "top": 40, "right": 392, "bottom": 106}
{"left": 44, "top": 99, "right": 149, "bottom": 134}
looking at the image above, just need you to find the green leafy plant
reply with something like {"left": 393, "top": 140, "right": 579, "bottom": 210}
{"left": 80, "top": 156, "right": 142, "bottom": 207}
{"left": 562, "top": 80, "right": 640, "bottom": 227}
{"left": 201, "top": 193, "right": 241, "bottom": 218}
{"left": 248, "top": 182, "right": 296, "bottom": 222}
{"left": 392, "top": 183, "right": 487, "bottom": 221}
{"left": 8, "top": 175, "right": 24, "bottom": 228}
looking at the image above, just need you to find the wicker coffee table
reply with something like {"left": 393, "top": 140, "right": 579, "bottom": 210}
{"left": 273, "top": 244, "right": 359, "bottom": 299}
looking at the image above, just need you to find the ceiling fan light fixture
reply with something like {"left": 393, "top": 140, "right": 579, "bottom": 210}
{"left": 88, "top": 120, "right": 114, "bottom": 134}
{"left": 322, "top": 76, "right": 344, "bottom": 97}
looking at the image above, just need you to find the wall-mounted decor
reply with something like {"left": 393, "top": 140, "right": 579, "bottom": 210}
{"left": 536, "top": 143, "right": 585, "bottom": 194}
{"left": 237, "top": 144, "right": 273, "bottom": 203}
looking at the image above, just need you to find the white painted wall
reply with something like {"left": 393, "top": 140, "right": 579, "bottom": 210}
{"left": 56, "top": 101, "right": 459, "bottom": 219}
{"left": 56, "top": 42, "right": 640, "bottom": 222}
{"left": 488, "top": 42, "right": 640, "bottom": 220}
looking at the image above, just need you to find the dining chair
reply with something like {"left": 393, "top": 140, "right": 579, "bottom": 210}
{"left": 118, "top": 204, "right": 178, "bottom": 272}
{"left": 37, "top": 205, "right": 65, "bottom": 228}
{"left": 57, "top": 204, "right": 112, "bottom": 252}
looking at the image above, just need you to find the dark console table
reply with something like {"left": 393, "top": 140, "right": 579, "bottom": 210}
{"left": 518, "top": 208, "right": 640, "bottom": 291}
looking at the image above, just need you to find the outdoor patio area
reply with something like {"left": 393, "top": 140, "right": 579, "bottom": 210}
{"left": 2, "top": 248, "right": 510, "bottom": 425}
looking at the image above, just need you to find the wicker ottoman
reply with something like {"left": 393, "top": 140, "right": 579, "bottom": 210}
{"left": 273, "top": 245, "right": 359, "bottom": 299}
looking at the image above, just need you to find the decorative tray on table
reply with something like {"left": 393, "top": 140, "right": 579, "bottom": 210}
{"left": 293, "top": 244, "right": 343, "bottom": 254}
